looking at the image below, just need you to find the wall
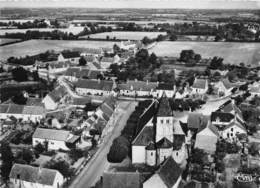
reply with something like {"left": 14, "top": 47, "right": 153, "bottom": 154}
{"left": 42, "top": 95, "right": 58, "bottom": 110}
{"left": 132, "top": 145, "right": 146, "bottom": 164}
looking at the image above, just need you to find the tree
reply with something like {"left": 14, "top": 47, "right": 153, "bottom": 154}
{"left": 44, "top": 160, "right": 73, "bottom": 179}
{"left": 113, "top": 44, "right": 121, "bottom": 54}
{"left": 190, "top": 148, "right": 207, "bottom": 165}
{"left": 107, "top": 136, "right": 129, "bottom": 163}
{"left": 0, "top": 143, "right": 14, "bottom": 181}
{"left": 79, "top": 56, "right": 87, "bottom": 66}
{"left": 209, "top": 57, "right": 224, "bottom": 70}
{"left": 68, "top": 148, "right": 83, "bottom": 162}
{"left": 16, "top": 149, "right": 34, "bottom": 164}
{"left": 34, "top": 143, "right": 45, "bottom": 154}
{"left": 169, "top": 33, "right": 177, "bottom": 41}
{"left": 179, "top": 50, "right": 195, "bottom": 63}
{"left": 11, "top": 67, "right": 28, "bottom": 82}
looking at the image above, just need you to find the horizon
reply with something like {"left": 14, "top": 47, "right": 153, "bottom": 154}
{"left": 0, "top": 0, "right": 259, "bottom": 10}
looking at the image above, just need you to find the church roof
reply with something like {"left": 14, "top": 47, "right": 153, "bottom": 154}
{"left": 132, "top": 126, "right": 154, "bottom": 146}
{"left": 146, "top": 142, "right": 156, "bottom": 150}
{"left": 157, "top": 92, "right": 172, "bottom": 117}
{"left": 156, "top": 137, "right": 172, "bottom": 149}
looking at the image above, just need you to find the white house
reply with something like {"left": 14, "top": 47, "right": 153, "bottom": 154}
{"left": 58, "top": 51, "right": 81, "bottom": 64}
{"left": 214, "top": 78, "right": 236, "bottom": 97}
{"left": 75, "top": 79, "right": 115, "bottom": 96}
{"left": 42, "top": 86, "right": 67, "bottom": 110}
{"left": 9, "top": 163, "right": 64, "bottom": 188}
{"left": 33, "top": 128, "right": 80, "bottom": 151}
{"left": 221, "top": 120, "right": 247, "bottom": 141}
{"left": 0, "top": 104, "right": 45, "bottom": 123}
{"left": 143, "top": 156, "right": 182, "bottom": 188}
{"left": 155, "top": 83, "right": 175, "bottom": 98}
{"left": 191, "top": 78, "right": 208, "bottom": 95}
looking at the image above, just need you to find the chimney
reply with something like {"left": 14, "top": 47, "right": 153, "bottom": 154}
{"left": 98, "top": 78, "right": 101, "bottom": 84}
{"left": 135, "top": 78, "right": 138, "bottom": 82}
{"left": 146, "top": 80, "right": 149, "bottom": 85}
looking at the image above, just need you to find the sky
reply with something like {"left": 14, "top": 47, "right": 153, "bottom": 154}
{"left": 0, "top": 0, "right": 259, "bottom": 9}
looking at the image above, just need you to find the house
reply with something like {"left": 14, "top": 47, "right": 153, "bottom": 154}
{"left": 211, "top": 111, "right": 235, "bottom": 127}
{"left": 155, "top": 83, "right": 175, "bottom": 98}
{"left": 42, "top": 86, "right": 67, "bottom": 110}
{"left": 83, "top": 55, "right": 98, "bottom": 63}
{"left": 58, "top": 51, "right": 81, "bottom": 64}
{"left": 191, "top": 78, "right": 208, "bottom": 95}
{"left": 64, "top": 67, "right": 104, "bottom": 82}
{"left": 195, "top": 123, "right": 219, "bottom": 154}
{"left": 217, "top": 100, "right": 244, "bottom": 123}
{"left": 120, "top": 40, "right": 137, "bottom": 50}
{"left": 100, "top": 55, "right": 120, "bottom": 69}
{"left": 118, "top": 80, "right": 158, "bottom": 97}
{"left": 75, "top": 79, "right": 115, "bottom": 96}
{"left": 0, "top": 104, "right": 45, "bottom": 123}
{"left": 221, "top": 120, "right": 247, "bottom": 141}
{"left": 81, "top": 48, "right": 103, "bottom": 57}
{"left": 214, "top": 78, "right": 237, "bottom": 97}
{"left": 143, "top": 156, "right": 182, "bottom": 188}
{"left": 71, "top": 97, "right": 91, "bottom": 108}
{"left": 33, "top": 128, "right": 80, "bottom": 151}
{"left": 9, "top": 163, "right": 64, "bottom": 188}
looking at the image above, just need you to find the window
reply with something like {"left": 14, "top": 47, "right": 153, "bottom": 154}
{"left": 176, "top": 152, "right": 178, "bottom": 156}
{"left": 151, "top": 152, "right": 153, "bottom": 156}
{"left": 166, "top": 119, "right": 169, "bottom": 124}
{"left": 231, "top": 128, "right": 233, "bottom": 132}
{"left": 161, "top": 120, "right": 163, "bottom": 124}
{"left": 231, "top": 133, "right": 233, "bottom": 137}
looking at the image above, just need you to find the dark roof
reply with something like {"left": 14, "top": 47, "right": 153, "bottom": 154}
{"left": 61, "top": 51, "right": 80, "bottom": 59}
{"left": 47, "top": 86, "right": 67, "bottom": 102}
{"left": 65, "top": 67, "right": 103, "bottom": 79}
{"left": 187, "top": 113, "right": 208, "bottom": 130}
{"left": 192, "top": 78, "right": 207, "bottom": 89}
{"left": 9, "top": 163, "right": 59, "bottom": 186}
{"left": 218, "top": 100, "right": 243, "bottom": 121}
{"left": 157, "top": 93, "right": 172, "bottom": 117}
{"left": 157, "top": 83, "right": 174, "bottom": 90}
{"left": 157, "top": 157, "right": 182, "bottom": 188}
{"left": 72, "top": 97, "right": 91, "bottom": 106}
{"left": 132, "top": 126, "right": 154, "bottom": 146}
{"left": 146, "top": 142, "right": 156, "bottom": 150}
{"left": 75, "top": 79, "right": 114, "bottom": 91}
{"left": 211, "top": 112, "right": 235, "bottom": 123}
{"left": 156, "top": 137, "right": 172, "bottom": 148}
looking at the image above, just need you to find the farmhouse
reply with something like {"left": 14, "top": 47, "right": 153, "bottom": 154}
{"left": 81, "top": 48, "right": 103, "bottom": 57}
{"left": 58, "top": 51, "right": 81, "bottom": 64}
{"left": 155, "top": 83, "right": 175, "bottom": 98}
{"left": 64, "top": 67, "right": 104, "bottom": 82}
{"left": 33, "top": 128, "right": 80, "bottom": 151}
{"left": 75, "top": 79, "right": 115, "bottom": 96}
{"left": 191, "top": 78, "right": 208, "bottom": 95}
{"left": 9, "top": 163, "right": 64, "bottom": 188}
{"left": 118, "top": 80, "right": 158, "bottom": 97}
{"left": 143, "top": 156, "right": 182, "bottom": 188}
{"left": 42, "top": 86, "right": 67, "bottom": 110}
{"left": 0, "top": 104, "right": 45, "bottom": 123}
{"left": 221, "top": 120, "right": 247, "bottom": 141}
{"left": 214, "top": 78, "right": 237, "bottom": 97}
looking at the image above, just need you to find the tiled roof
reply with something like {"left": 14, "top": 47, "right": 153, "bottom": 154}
{"left": 84, "top": 48, "right": 102, "bottom": 55}
{"left": 72, "top": 97, "right": 91, "bottom": 106}
{"left": 7, "top": 104, "right": 24, "bottom": 114}
{"left": 61, "top": 51, "right": 80, "bottom": 59}
{"left": 157, "top": 83, "right": 174, "bottom": 90}
{"left": 65, "top": 67, "right": 103, "bottom": 79}
{"left": 157, "top": 93, "right": 172, "bottom": 117}
{"left": 211, "top": 112, "right": 235, "bottom": 123}
{"left": 22, "top": 106, "right": 45, "bottom": 115}
{"left": 187, "top": 113, "right": 208, "bottom": 130}
{"left": 33, "top": 128, "right": 70, "bottom": 141}
{"left": 156, "top": 137, "right": 172, "bottom": 148}
{"left": 92, "top": 62, "right": 102, "bottom": 69}
{"left": 157, "top": 157, "right": 182, "bottom": 188}
{"left": 75, "top": 79, "right": 114, "bottom": 91}
{"left": 9, "top": 163, "right": 59, "bottom": 186}
{"left": 118, "top": 80, "right": 158, "bottom": 92}
{"left": 192, "top": 78, "right": 207, "bottom": 89}
{"left": 47, "top": 86, "right": 67, "bottom": 103}
{"left": 132, "top": 126, "right": 154, "bottom": 146}
{"left": 101, "top": 57, "right": 114, "bottom": 63}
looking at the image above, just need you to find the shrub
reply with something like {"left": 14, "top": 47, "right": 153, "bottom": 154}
{"left": 107, "top": 136, "right": 129, "bottom": 163}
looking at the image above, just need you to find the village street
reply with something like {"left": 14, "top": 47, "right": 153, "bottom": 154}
{"left": 69, "top": 100, "right": 137, "bottom": 188}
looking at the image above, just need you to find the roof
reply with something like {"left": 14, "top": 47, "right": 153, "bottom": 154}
{"left": 9, "top": 163, "right": 60, "bottom": 186}
{"left": 22, "top": 106, "right": 45, "bottom": 115}
{"left": 211, "top": 112, "right": 235, "bottom": 123}
{"left": 61, "top": 51, "right": 80, "bottom": 59}
{"left": 75, "top": 79, "right": 114, "bottom": 91}
{"left": 84, "top": 48, "right": 102, "bottom": 55}
{"left": 65, "top": 67, "right": 103, "bottom": 79}
{"left": 187, "top": 113, "right": 208, "bottom": 130}
{"left": 222, "top": 78, "right": 235, "bottom": 89}
{"left": 47, "top": 86, "right": 67, "bottom": 103}
{"left": 157, "top": 157, "right": 182, "bottom": 188}
{"left": 218, "top": 100, "right": 243, "bottom": 121}
{"left": 224, "top": 120, "right": 246, "bottom": 132}
{"left": 157, "top": 93, "right": 172, "bottom": 117}
{"left": 33, "top": 128, "right": 70, "bottom": 141}
{"left": 118, "top": 80, "right": 158, "bottom": 92}
{"left": 132, "top": 126, "right": 154, "bottom": 146}
{"left": 101, "top": 57, "right": 114, "bottom": 63}
{"left": 72, "top": 97, "right": 91, "bottom": 106}
{"left": 157, "top": 83, "right": 174, "bottom": 90}
{"left": 48, "top": 61, "right": 70, "bottom": 69}
{"left": 192, "top": 78, "right": 207, "bottom": 89}
{"left": 156, "top": 137, "right": 172, "bottom": 149}
{"left": 84, "top": 55, "right": 96, "bottom": 62}
{"left": 146, "top": 142, "right": 156, "bottom": 150}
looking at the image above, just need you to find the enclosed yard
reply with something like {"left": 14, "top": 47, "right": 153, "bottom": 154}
{"left": 0, "top": 38, "right": 21, "bottom": 45}
{"left": 0, "top": 40, "right": 119, "bottom": 60}
{"left": 149, "top": 41, "right": 260, "bottom": 66}
{"left": 80, "top": 31, "right": 167, "bottom": 40}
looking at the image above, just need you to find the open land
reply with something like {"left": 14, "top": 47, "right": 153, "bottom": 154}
{"left": 0, "top": 40, "right": 119, "bottom": 60}
{"left": 0, "top": 38, "right": 21, "bottom": 45}
{"left": 149, "top": 41, "right": 260, "bottom": 66}
{"left": 80, "top": 31, "right": 167, "bottom": 40}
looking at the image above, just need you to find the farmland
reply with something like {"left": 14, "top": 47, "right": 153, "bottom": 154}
{"left": 0, "top": 38, "right": 21, "bottom": 45}
{"left": 149, "top": 41, "right": 260, "bottom": 66}
{"left": 0, "top": 26, "right": 85, "bottom": 35}
{"left": 80, "top": 31, "right": 167, "bottom": 40}
{"left": 0, "top": 40, "right": 119, "bottom": 60}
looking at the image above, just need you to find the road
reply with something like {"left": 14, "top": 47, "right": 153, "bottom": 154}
{"left": 69, "top": 101, "right": 137, "bottom": 188}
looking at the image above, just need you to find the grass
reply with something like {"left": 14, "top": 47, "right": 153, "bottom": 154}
{"left": 149, "top": 41, "right": 260, "bottom": 66}
{"left": 80, "top": 31, "right": 167, "bottom": 40}
{"left": 0, "top": 39, "right": 119, "bottom": 60}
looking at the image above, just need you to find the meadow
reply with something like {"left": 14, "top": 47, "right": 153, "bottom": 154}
{"left": 0, "top": 40, "right": 119, "bottom": 60}
{"left": 80, "top": 31, "right": 167, "bottom": 40}
{"left": 149, "top": 41, "right": 260, "bottom": 66}
{"left": 0, "top": 38, "right": 21, "bottom": 45}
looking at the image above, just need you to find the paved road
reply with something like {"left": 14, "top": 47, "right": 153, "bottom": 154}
{"left": 69, "top": 101, "right": 137, "bottom": 188}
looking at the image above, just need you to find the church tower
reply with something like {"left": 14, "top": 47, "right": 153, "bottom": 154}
{"left": 155, "top": 92, "right": 174, "bottom": 143}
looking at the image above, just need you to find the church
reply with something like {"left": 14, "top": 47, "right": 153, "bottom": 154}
{"left": 131, "top": 92, "right": 187, "bottom": 166}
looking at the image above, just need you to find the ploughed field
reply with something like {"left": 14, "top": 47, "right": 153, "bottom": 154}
{"left": 0, "top": 40, "right": 119, "bottom": 60}
{"left": 80, "top": 31, "right": 167, "bottom": 40}
{"left": 149, "top": 41, "right": 260, "bottom": 66}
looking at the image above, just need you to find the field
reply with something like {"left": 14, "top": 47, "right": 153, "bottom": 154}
{"left": 0, "top": 38, "right": 21, "bottom": 45}
{"left": 0, "top": 26, "right": 85, "bottom": 35}
{"left": 0, "top": 40, "right": 119, "bottom": 60}
{"left": 80, "top": 31, "right": 167, "bottom": 40}
{"left": 149, "top": 41, "right": 260, "bottom": 66}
